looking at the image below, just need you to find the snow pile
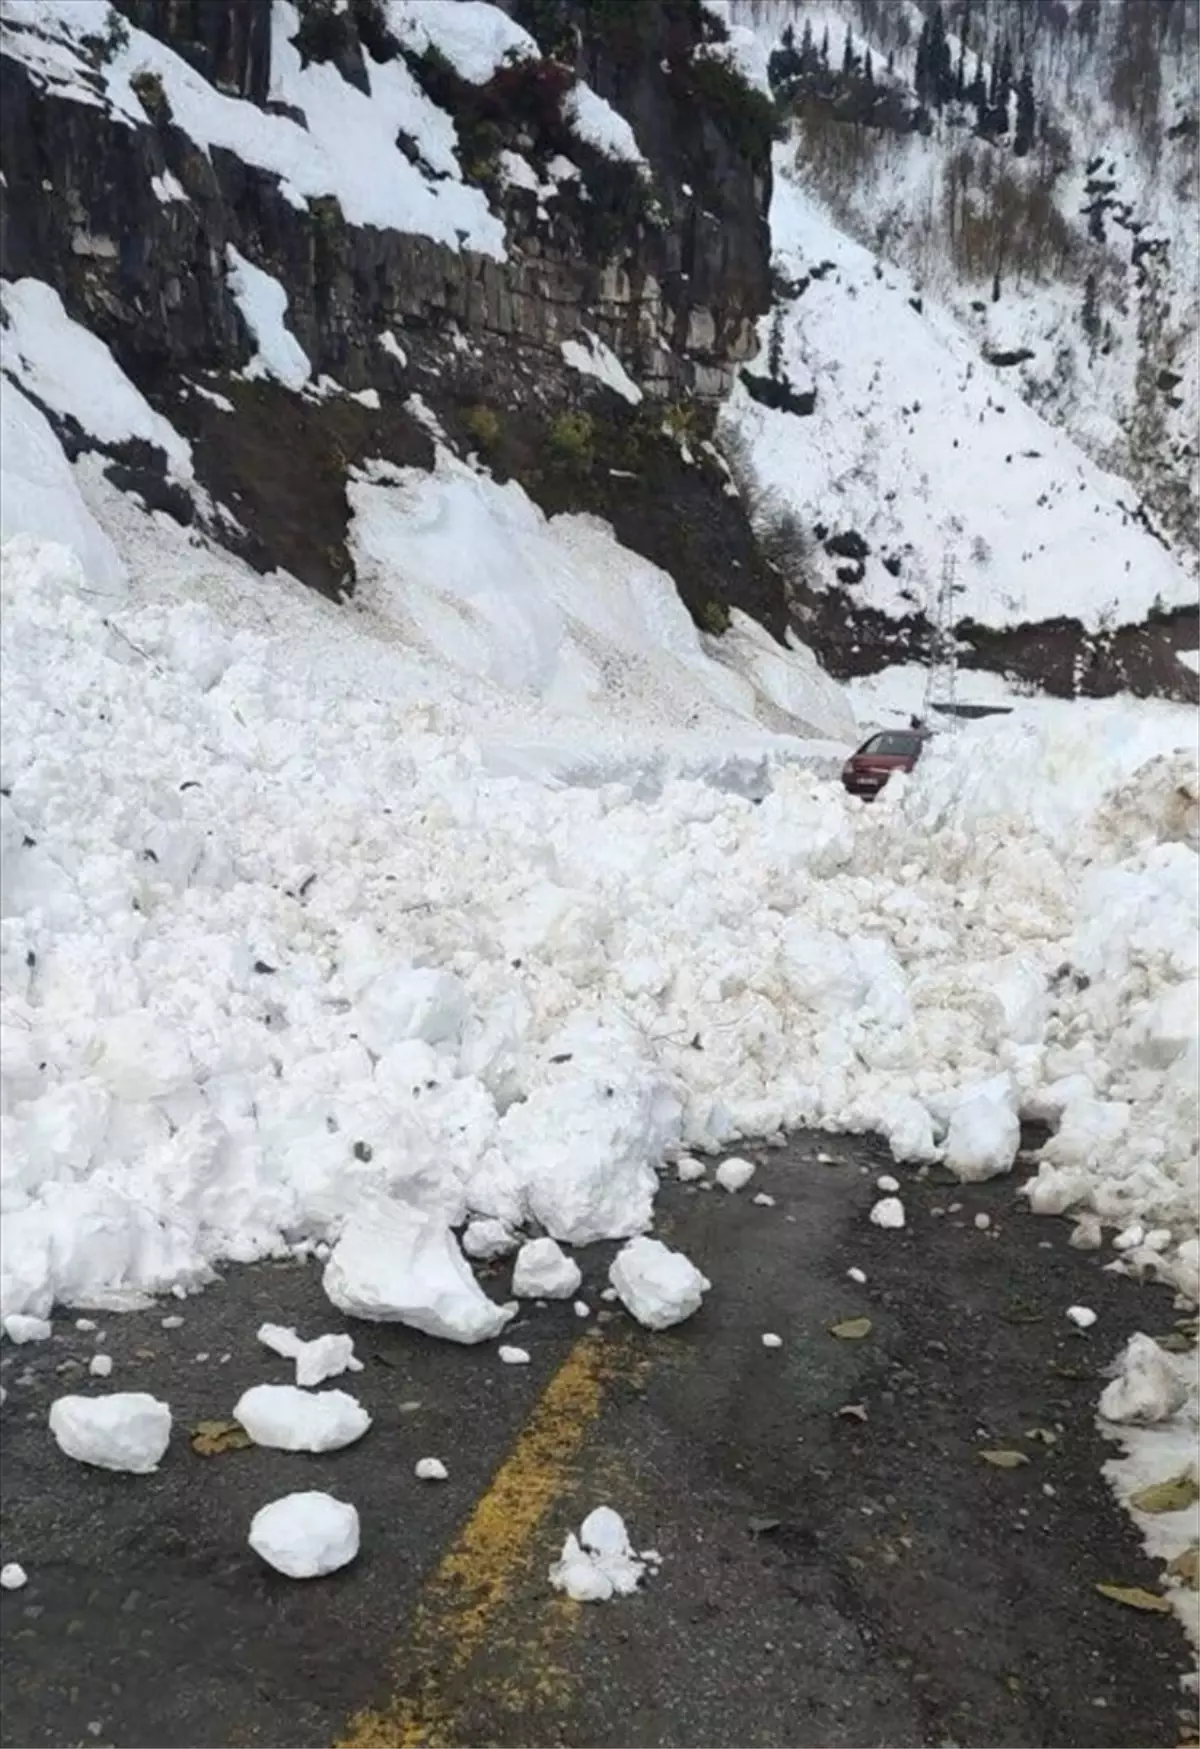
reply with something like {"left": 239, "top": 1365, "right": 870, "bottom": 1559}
{"left": 248, "top": 1491, "right": 360, "bottom": 1579}
{"left": 609, "top": 1237, "right": 710, "bottom": 1331}
{"left": 721, "top": 152, "right": 1195, "bottom": 633}
{"left": 549, "top": 1506, "right": 658, "bottom": 1603}
{"left": 322, "top": 1204, "right": 515, "bottom": 1344}
{"left": 0, "top": 506, "right": 1196, "bottom": 1318}
{"left": 384, "top": 1, "right": 537, "bottom": 85}
{"left": 1099, "top": 1334, "right": 1191, "bottom": 1427}
{"left": 562, "top": 83, "right": 646, "bottom": 168}
{"left": 511, "top": 1238, "right": 582, "bottom": 1301}
{"left": 561, "top": 332, "right": 643, "bottom": 405}
{"left": 48, "top": 1393, "right": 171, "bottom": 1473}
{"left": 0, "top": 383, "right": 126, "bottom": 595}
{"left": 234, "top": 1384, "right": 371, "bottom": 1452}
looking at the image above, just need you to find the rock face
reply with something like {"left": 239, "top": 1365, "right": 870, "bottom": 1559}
{"left": 115, "top": 0, "right": 272, "bottom": 103}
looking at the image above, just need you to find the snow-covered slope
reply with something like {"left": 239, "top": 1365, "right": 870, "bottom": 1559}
{"left": 726, "top": 0, "right": 1199, "bottom": 558}
{"left": 721, "top": 157, "right": 1196, "bottom": 632}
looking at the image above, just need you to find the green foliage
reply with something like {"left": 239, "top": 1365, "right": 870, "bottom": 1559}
{"left": 546, "top": 410, "right": 595, "bottom": 468}
{"left": 682, "top": 54, "right": 782, "bottom": 160}
{"left": 697, "top": 597, "right": 731, "bottom": 634}
{"left": 130, "top": 67, "right": 169, "bottom": 121}
{"left": 660, "top": 401, "right": 698, "bottom": 440}
{"left": 465, "top": 405, "right": 501, "bottom": 449}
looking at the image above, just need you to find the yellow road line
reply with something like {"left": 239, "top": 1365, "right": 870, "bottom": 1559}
{"left": 337, "top": 1328, "right": 630, "bottom": 1749}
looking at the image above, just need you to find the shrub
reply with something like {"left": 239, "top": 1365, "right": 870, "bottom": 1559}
{"left": 681, "top": 53, "right": 782, "bottom": 160}
{"left": 547, "top": 409, "right": 595, "bottom": 467}
{"left": 465, "top": 404, "right": 501, "bottom": 448}
{"left": 697, "top": 597, "right": 732, "bottom": 634}
{"left": 130, "top": 68, "right": 169, "bottom": 122}
{"left": 84, "top": 6, "right": 130, "bottom": 62}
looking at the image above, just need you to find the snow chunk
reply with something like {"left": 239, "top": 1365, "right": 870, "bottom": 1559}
{"left": 462, "top": 1218, "right": 520, "bottom": 1260}
{"left": 876, "top": 1174, "right": 900, "bottom": 1194}
{"left": 549, "top": 1505, "right": 654, "bottom": 1602}
{"left": 498, "top": 1345, "right": 530, "bottom": 1365}
{"left": 323, "top": 1202, "right": 515, "bottom": 1345}
{"left": 248, "top": 1491, "right": 359, "bottom": 1579}
{"left": 1099, "top": 1334, "right": 1190, "bottom": 1425}
{"left": 609, "top": 1236, "right": 710, "bottom": 1331}
{"left": 256, "top": 1324, "right": 363, "bottom": 1387}
{"left": 226, "top": 248, "right": 312, "bottom": 391}
{"left": 1067, "top": 1305, "right": 1097, "bottom": 1329}
{"left": 715, "top": 1156, "right": 756, "bottom": 1193}
{"left": 512, "top": 1237, "right": 582, "bottom": 1300}
{"left": 847, "top": 1267, "right": 867, "bottom": 1285}
{"left": 4, "top": 1314, "right": 51, "bottom": 1344}
{"left": 676, "top": 1156, "right": 707, "bottom": 1183}
{"left": 49, "top": 1393, "right": 171, "bottom": 1473}
{"left": 415, "top": 1456, "right": 449, "bottom": 1481}
{"left": 869, "top": 1197, "right": 905, "bottom": 1230}
{"left": 89, "top": 1353, "right": 114, "bottom": 1378}
{"left": 943, "top": 1094, "right": 1020, "bottom": 1183}
{"left": 761, "top": 1332, "right": 783, "bottom": 1349}
{"left": 234, "top": 1383, "right": 371, "bottom": 1452}
{"left": 1, "top": 1563, "right": 28, "bottom": 1590}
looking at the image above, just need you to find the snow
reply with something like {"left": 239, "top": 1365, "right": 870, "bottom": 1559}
{"left": 462, "top": 1218, "right": 519, "bottom": 1260}
{"left": 561, "top": 332, "right": 642, "bottom": 405}
{"left": 0, "top": 387, "right": 126, "bottom": 595}
{"left": 676, "top": 1157, "right": 706, "bottom": 1183}
{"left": 1099, "top": 1334, "right": 1190, "bottom": 1426}
{"left": 225, "top": 249, "right": 312, "bottom": 391}
{"left": 761, "top": 1332, "right": 783, "bottom": 1348}
{"left": 869, "top": 1197, "right": 905, "bottom": 1230}
{"left": 257, "top": 1323, "right": 363, "bottom": 1387}
{"left": 384, "top": 1, "right": 537, "bottom": 86}
{"left": 4, "top": 1313, "right": 50, "bottom": 1343}
{"left": 248, "top": 1491, "right": 359, "bottom": 1579}
{"left": 609, "top": 1236, "right": 710, "bottom": 1331}
{"left": 847, "top": 1267, "right": 867, "bottom": 1285}
{"left": 48, "top": 1392, "right": 171, "bottom": 1473}
{"left": 876, "top": 1174, "right": 900, "bottom": 1193}
{"left": 0, "top": 1563, "right": 28, "bottom": 1590}
{"left": 0, "top": 2, "right": 505, "bottom": 257}
{"left": 498, "top": 1345, "right": 530, "bottom": 1365}
{"left": 234, "top": 1383, "right": 371, "bottom": 1452}
{"left": 1067, "top": 1305, "right": 1098, "bottom": 1330}
{"left": 549, "top": 1506, "right": 655, "bottom": 1602}
{"left": 1, "top": 279, "right": 193, "bottom": 481}
{"left": 563, "top": 83, "right": 647, "bottom": 167}
{"left": 721, "top": 152, "right": 1196, "bottom": 634}
{"left": 715, "top": 1156, "right": 756, "bottom": 1192}
{"left": 942, "top": 1091, "right": 1020, "bottom": 1183}
{"left": 511, "top": 1237, "right": 582, "bottom": 1301}
{"left": 89, "top": 1352, "right": 113, "bottom": 1378}
{"left": 322, "top": 1203, "right": 515, "bottom": 1345}
{"left": 415, "top": 1455, "right": 448, "bottom": 1481}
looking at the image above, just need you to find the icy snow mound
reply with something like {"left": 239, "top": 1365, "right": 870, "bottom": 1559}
{"left": 234, "top": 1383, "right": 371, "bottom": 1452}
{"left": 48, "top": 1393, "right": 171, "bottom": 1473}
{"left": 549, "top": 1506, "right": 658, "bottom": 1602}
{"left": 248, "top": 1491, "right": 360, "bottom": 1579}
{"left": 1, "top": 531, "right": 1197, "bottom": 1318}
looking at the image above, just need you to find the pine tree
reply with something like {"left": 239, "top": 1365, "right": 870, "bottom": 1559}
{"left": 800, "top": 16, "right": 813, "bottom": 69}
{"left": 863, "top": 46, "right": 874, "bottom": 86}
{"left": 819, "top": 25, "right": 830, "bottom": 68}
{"left": 842, "top": 24, "right": 855, "bottom": 77}
{"left": 955, "top": 36, "right": 966, "bottom": 101}
{"left": 781, "top": 21, "right": 795, "bottom": 52}
{"left": 1013, "top": 62, "right": 1035, "bottom": 154}
{"left": 886, "top": 47, "right": 895, "bottom": 76}
{"left": 987, "top": 32, "right": 1002, "bottom": 103}
{"left": 915, "top": 15, "right": 931, "bottom": 104}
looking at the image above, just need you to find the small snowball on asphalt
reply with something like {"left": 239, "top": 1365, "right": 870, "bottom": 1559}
{"left": 1, "top": 1563, "right": 28, "bottom": 1590}
{"left": 876, "top": 1175, "right": 900, "bottom": 1194}
{"left": 753, "top": 1192, "right": 776, "bottom": 1207}
{"left": 761, "top": 1333, "right": 783, "bottom": 1349}
{"left": 1067, "top": 1305, "right": 1097, "bottom": 1329}
{"left": 869, "top": 1197, "right": 905, "bottom": 1230}
{"left": 88, "top": 1354, "right": 113, "bottom": 1378}
{"left": 499, "top": 1346, "right": 531, "bottom": 1365}
{"left": 715, "top": 1157, "right": 756, "bottom": 1193}
{"left": 974, "top": 1212, "right": 991, "bottom": 1231}
{"left": 847, "top": 1267, "right": 867, "bottom": 1285}
{"left": 415, "top": 1457, "right": 448, "bottom": 1482}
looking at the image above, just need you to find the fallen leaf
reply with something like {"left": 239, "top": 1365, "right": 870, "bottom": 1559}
{"left": 1024, "top": 1427, "right": 1059, "bottom": 1445}
{"left": 830, "top": 1317, "right": 872, "bottom": 1341}
{"left": 133, "top": 1347, "right": 157, "bottom": 1361}
{"left": 980, "top": 1449, "right": 1031, "bottom": 1469}
{"left": 838, "top": 1403, "right": 869, "bottom": 1422}
{"left": 1167, "top": 1546, "right": 1199, "bottom": 1590}
{"left": 1048, "top": 1360, "right": 1093, "bottom": 1381}
{"left": 190, "top": 1419, "right": 253, "bottom": 1456}
{"left": 1095, "top": 1582, "right": 1172, "bottom": 1614}
{"left": 1155, "top": 1332, "right": 1195, "bottom": 1354}
{"left": 1131, "top": 1473, "right": 1199, "bottom": 1515}
{"left": 748, "top": 1515, "right": 781, "bottom": 1536}
{"left": 1002, "top": 1296, "right": 1044, "bottom": 1325}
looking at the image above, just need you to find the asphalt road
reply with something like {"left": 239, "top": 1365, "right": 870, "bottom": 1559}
{"left": 1, "top": 1131, "right": 1194, "bottom": 1749}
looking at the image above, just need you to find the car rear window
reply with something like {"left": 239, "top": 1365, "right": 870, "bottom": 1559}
{"left": 861, "top": 732, "right": 922, "bottom": 757}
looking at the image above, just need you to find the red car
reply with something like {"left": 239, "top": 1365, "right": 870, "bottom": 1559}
{"left": 841, "top": 728, "right": 927, "bottom": 799}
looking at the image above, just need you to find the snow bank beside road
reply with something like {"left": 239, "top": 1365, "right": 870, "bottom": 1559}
{"left": 0, "top": 528, "right": 1196, "bottom": 1319}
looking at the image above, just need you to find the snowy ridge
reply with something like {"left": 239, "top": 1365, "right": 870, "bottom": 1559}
{"left": 722, "top": 156, "right": 1196, "bottom": 633}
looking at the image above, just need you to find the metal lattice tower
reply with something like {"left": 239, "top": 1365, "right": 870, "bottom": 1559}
{"left": 922, "top": 549, "right": 961, "bottom": 726}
